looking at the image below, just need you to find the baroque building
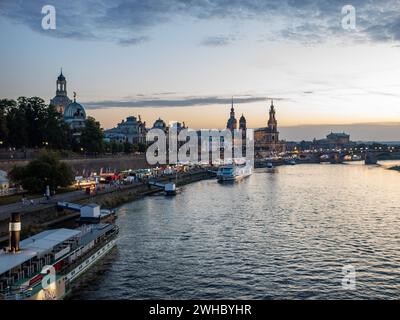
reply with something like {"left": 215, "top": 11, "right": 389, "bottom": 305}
{"left": 255, "top": 100, "right": 286, "bottom": 155}
{"left": 104, "top": 116, "right": 147, "bottom": 144}
{"left": 50, "top": 70, "right": 71, "bottom": 114}
{"left": 50, "top": 70, "right": 87, "bottom": 137}
{"left": 226, "top": 99, "right": 238, "bottom": 131}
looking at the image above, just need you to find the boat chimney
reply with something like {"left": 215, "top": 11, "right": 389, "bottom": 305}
{"left": 9, "top": 212, "right": 21, "bottom": 253}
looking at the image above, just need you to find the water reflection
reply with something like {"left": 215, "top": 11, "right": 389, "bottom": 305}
{"left": 71, "top": 161, "right": 400, "bottom": 300}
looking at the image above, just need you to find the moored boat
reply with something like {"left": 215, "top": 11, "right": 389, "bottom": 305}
{"left": 217, "top": 161, "right": 253, "bottom": 182}
{"left": 0, "top": 213, "right": 119, "bottom": 300}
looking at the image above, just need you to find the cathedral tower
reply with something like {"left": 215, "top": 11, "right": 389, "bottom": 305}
{"left": 226, "top": 98, "right": 238, "bottom": 131}
{"left": 50, "top": 69, "right": 72, "bottom": 114}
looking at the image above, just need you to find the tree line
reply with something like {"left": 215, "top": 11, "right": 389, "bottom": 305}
{"left": 0, "top": 97, "right": 140, "bottom": 154}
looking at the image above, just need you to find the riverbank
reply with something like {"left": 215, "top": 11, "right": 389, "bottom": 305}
{"left": 0, "top": 168, "right": 215, "bottom": 244}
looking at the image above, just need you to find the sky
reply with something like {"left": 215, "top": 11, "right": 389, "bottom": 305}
{"left": 0, "top": 0, "right": 400, "bottom": 141}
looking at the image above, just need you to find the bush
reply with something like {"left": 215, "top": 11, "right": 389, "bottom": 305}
{"left": 9, "top": 151, "right": 74, "bottom": 193}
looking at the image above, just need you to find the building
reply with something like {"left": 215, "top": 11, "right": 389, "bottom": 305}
{"left": 104, "top": 116, "right": 147, "bottom": 144}
{"left": 254, "top": 100, "right": 286, "bottom": 155}
{"left": 314, "top": 132, "right": 352, "bottom": 150}
{"left": 64, "top": 92, "right": 86, "bottom": 133}
{"left": 50, "top": 70, "right": 72, "bottom": 114}
{"left": 239, "top": 114, "right": 247, "bottom": 131}
{"left": 226, "top": 99, "right": 238, "bottom": 131}
{"left": 50, "top": 70, "right": 87, "bottom": 136}
{"left": 153, "top": 118, "right": 167, "bottom": 131}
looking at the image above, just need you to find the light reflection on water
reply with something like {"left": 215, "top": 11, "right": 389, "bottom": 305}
{"left": 71, "top": 161, "right": 400, "bottom": 299}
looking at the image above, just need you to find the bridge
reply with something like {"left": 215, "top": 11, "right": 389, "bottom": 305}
{"left": 294, "top": 150, "right": 400, "bottom": 165}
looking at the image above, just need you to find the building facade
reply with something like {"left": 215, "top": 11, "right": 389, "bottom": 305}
{"left": 314, "top": 132, "right": 352, "bottom": 150}
{"left": 104, "top": 116, "right": 147, "bottom": 144}
{"left": 49, "top": 70, "right": 87, "bottom": 137}
{"left": 50, "top": 70, "right": 72, "bottom": 114}
{"left": 254, "top": 100, "right": 286, "bottom": 155}
{"left": 226, "top": 99, "right": 238, "bottom": 131}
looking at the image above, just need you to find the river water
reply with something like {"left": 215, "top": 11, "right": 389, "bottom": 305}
{"left": 71, "top": 161, "right": 400, "bottom": 299}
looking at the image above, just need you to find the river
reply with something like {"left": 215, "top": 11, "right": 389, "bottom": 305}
{"left": 71, "top": 161, "right": 400, "bottom": 299}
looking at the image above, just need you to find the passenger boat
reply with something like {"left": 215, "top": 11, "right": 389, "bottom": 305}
{"left": 0, "top": 213, "right": 119, "bottom": 300}
{"left": 217, "top": 161, "right": 252, "bottom": 182}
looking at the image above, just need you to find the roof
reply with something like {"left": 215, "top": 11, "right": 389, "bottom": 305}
{"left": 328, "top": 132, "right": 350, "bottom": 138}
{"left": 0, "top": 228, "right": 81, "bottom": 275}
{"left": 79, "top": 224, "right": 114, "bottom": 246}
{"left": 82, "top": 203, "right": 99, "bottom": 208}
{"left": 64, "top": 101, "right": 86, "bottom": 120}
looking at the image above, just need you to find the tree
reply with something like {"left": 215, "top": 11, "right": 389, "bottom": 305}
{"left": 123, "top": 140, "right": 133, "bottom": 154}
{"left": 0, "top": 99, "right": 11, "bottom": 145}
{"left": 9, "top": 151, "right": 74, "bottom": 193}
{"left": 17, "top": 97, "right": 48, "bottom": 148}
{"left": 43, "top": 105, "right": 72, "bottom": 150}
{"left": 137, "top": 142, "right": 147, "bottom": 153}
{"left": 5, "top": 99, "right": 28, "bottom": 148}
{"left": 80, "top": 117, "right": 104, "bottom": 153}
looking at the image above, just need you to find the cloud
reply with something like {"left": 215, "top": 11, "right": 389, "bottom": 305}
{"left": 117, "top": 36, "right": 149, "bottom": 46}
{"left": 83, "top": 95, "right": 273, "bottom": 109}
{"left": 201, "top": 35, "right": 237, "bottom": 47}
{"left": 1, "top": 0, "right": 400, "bottom": 46}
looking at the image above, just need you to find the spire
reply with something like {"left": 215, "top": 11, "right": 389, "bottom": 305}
{"left": 60, "top": 67, "right": 63, "bottom": 76}
{"left": 231, "top": 96, "right": 234, "bottom": 112}
{"left": 73, "top": 91, "right": 77, "bottom": 103}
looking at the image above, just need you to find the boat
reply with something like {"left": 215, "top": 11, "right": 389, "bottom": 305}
{"left": 164, "top": 183, "right": 177, "bottom": 196}
{"left": 286, "top": 159, "right": 296, "bottom": 165}
{"left": 217, "top": 161, "right": 253, "bottom": 182}
{"left": 0, "top": 213, "right": 119, "bottom": 300}
{"left": 266, "top": 162, "right": 273, "bottom": 169}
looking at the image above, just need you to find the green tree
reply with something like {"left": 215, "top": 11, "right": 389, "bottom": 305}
{"left": 111, "top": 141, "right": 119, "bottom": 154}
{"left": 0, "top": 99, "right": 12, "bottom": 145}
{"left": 5, "top": 99, "right": 28, "bottom": 148}
{"left": 123, "top": 140, "right": 133, "bottom": 154}
{"left": 137, "top": 142, "right": 147, "bottom": 153}
{"left": 80, "top": 117, "right": 104, "bottom": 153}
{"left": 18, "top": 97, "right": 48, "bottom": 148}
{"left": 8, "top": 151, "right": 74, "bottom": 193}
{"left": 43, "top": 105, "right": 72, "bottom": 150}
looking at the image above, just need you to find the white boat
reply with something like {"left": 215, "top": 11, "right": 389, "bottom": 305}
{"left": 217, "top": 161, "right": 252, "bottom": 182}
{"left": 0, "top": 213, "right": 119, "bottom": 300}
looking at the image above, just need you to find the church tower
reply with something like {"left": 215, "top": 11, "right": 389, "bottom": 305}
{"left": 226, "top": 98, "right": 238, "bottom": 131}
{"left": 267, "top": 100, "right": 279, "bottom": 143}
{"left": 268, "top": 100, "right": 277, "bottom": 131}
{"left": 50, "top": 69, "right": 72, "bottom": 114}
{"left": 56, "top": 69, "right": 67, "bottom": 96}
{"left": 239, "top": 114, "right": 246, "bottom": 131}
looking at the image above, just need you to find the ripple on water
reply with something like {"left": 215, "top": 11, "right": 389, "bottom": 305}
{"left": 71, "top": 162, "right": 400, "bottom": 300}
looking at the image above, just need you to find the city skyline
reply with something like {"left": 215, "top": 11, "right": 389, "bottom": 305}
{"left": 1, "top": 0, "right": 400, "bottom": 140}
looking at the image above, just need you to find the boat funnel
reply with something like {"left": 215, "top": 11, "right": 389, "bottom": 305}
{"left": 9, "top": 212, "right": 21, "bottom": 253}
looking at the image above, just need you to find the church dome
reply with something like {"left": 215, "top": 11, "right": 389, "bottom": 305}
{"left": 153, "top": 118, "right": 166, "bottom": 129}
{"left": 64, "top": 101, "right": 86, "bottom": 120}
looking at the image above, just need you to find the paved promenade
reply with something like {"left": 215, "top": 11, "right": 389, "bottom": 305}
{"left": 0, "top": 168, "right": 210, "bottom": 222}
